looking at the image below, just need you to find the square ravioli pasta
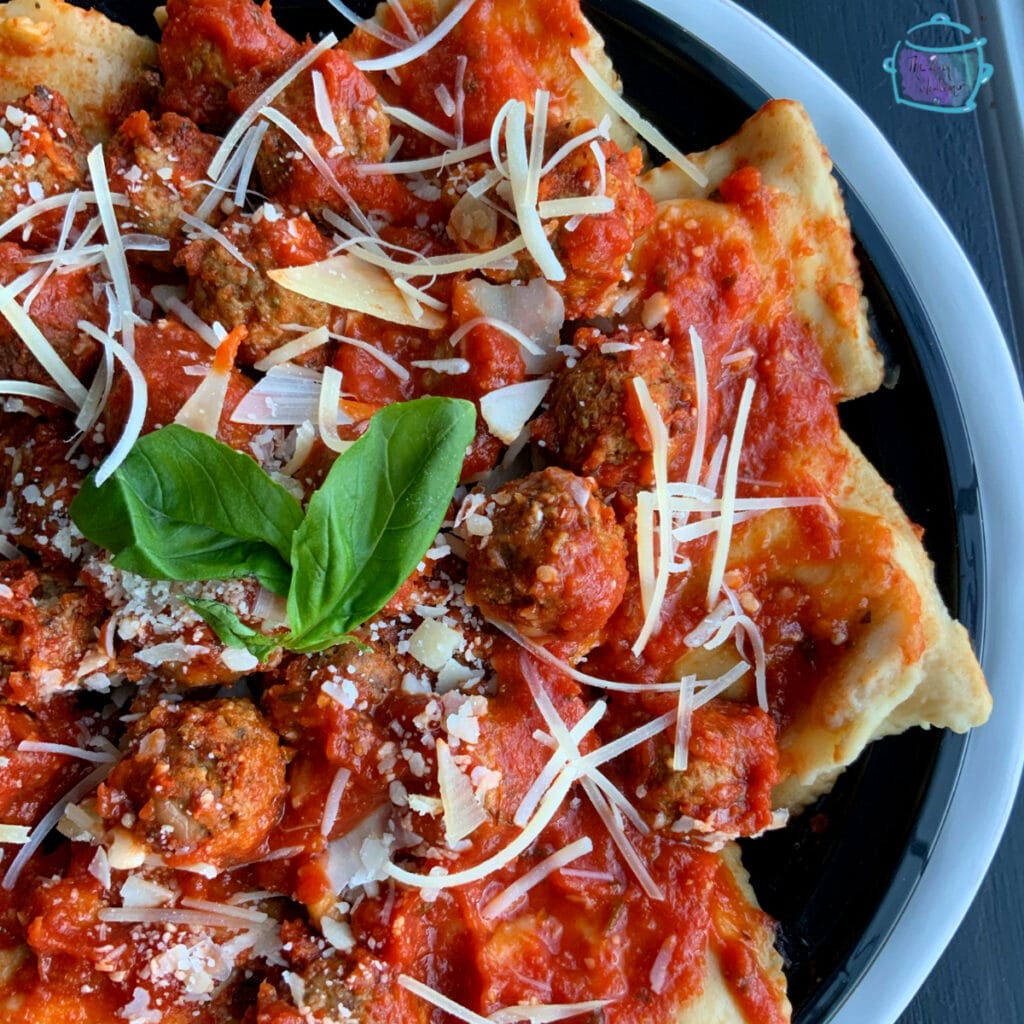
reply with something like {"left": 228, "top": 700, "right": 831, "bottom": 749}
{"left": 0, "top": 1, "right": 989, "bottom": 1023}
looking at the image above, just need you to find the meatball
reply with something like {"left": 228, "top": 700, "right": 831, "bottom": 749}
{"left": 0, "top": 414, "right": 90, "bottom": 570}
{"left": 104, "top": 111, "right": 222, "bottom": 267}
{"left": 229, "top": 44, "right": 400, "bottom": 223}
{"left": 465, "top": 467, "right": 627, "bottom": 646}
{"left": 262, "top": 642, "right": 401, "bottom": 839}
{"left": 0, "top": 88, "right": 90, "bottom": 249}
{"left": 158, "top": 0, "right": 297, "bottom": 132}
{"left": 257, "top": 947, "right": 380, "bottom": 1024}
{"left": 0, "top": 562, "right": 108, "bottom": 707}
{"left": 178, "top": 206, "right": 333, "bottom": 365}
{"left": 628, "top": 698, "right": 779, "bottom": 840}
{"left": 533, "top": 328, "right": 695, "bottom": 490}
{"left": 0, "top": 242, "right": 108, "bottom": 391}
{"left": 97, "top": 698, "right": 287, "bottom": 869}
{"left": 459, "top": 126, "right": 655, "bottom": 319}
{"left": 540, "top": 127, "right": 656, "bottom": 319}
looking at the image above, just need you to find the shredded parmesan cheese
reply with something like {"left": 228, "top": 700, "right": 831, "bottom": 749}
{"left": 481, "top": 836, "right": 592, "bottom": 920}
{"left": 569, "top": 49, "right": 708, "bottom": 187}
{"left": 354, "top": 0, "right": 477, "bottom": 72}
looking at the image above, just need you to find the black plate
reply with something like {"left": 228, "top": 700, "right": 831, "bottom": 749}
{"left": 81, "top": 0, "right": 982, "bottom": 1019}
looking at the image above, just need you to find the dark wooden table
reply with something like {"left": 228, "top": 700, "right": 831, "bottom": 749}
{"left": 734, "top": 2, "right": 1024, "bottom": 1020}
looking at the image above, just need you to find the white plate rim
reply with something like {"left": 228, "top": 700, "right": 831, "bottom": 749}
{"left": 634, "top": 0, "right": 1024, "bottom": 1020}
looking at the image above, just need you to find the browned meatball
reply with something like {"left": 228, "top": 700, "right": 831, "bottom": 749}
{"left": 0, "top": 561, "right": 108, "bottom": 708}
{"left": 105, "top": 111, "right": 222, "bottom": 268}
{"left": 178, "top": 207, "right": 333, "bottom": 365}
{"left": 0, "top": 414, "right": 91, "bottom": 570}
{"left": 262, "top": 640, "right": 401, "bottom": 840}
{"left": 533, "top": 327, "right": 695, "bottom": 490}
{"left": 462, "top": 126, "right": 655, "bottom": 319}
{"left": 541, "top": 128, "right": 656, "bottom": 319}
{"left": 229, "top": 43, "right": 396, "bottom": 223}
{"left": 158, "top": 0, "right": 297, "bottom": 132}
{"left": 0, "top": 88, "right": 91, "bottom": 249}
{"left": 257, "top": 931, "right": 381, "bottom": 1024}
{"left": 624, "top": 698, "right": 779, "bottom": 839}
{"left": 0, "top": 242, "right": 106, "bottom": 391}
{"left": 97, "top": 698, "right": 287, "bottom": 869}
{"left": 465, "top": 467, "right": 627, "bottom": 646}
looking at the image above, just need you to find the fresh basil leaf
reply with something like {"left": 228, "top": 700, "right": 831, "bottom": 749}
{"left": 285, "top": 396, "right": 476, "bottom": 652}
{"left": 186, "top": 599, "right": 287, "bottom": 662}
{"left": 70, "top": 425, "right": 303, "bottom": 595}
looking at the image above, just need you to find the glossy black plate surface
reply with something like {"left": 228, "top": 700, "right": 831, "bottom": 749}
{"left": 80, "top": 1, "right": 981, "bottom": 1019}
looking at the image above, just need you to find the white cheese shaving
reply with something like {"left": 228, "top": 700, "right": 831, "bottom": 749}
{"left": 409, "top": 618, "right": 464, "bottom": 671}
{"left": 173, "top": 353, "right": 232, "bottom": 439}
{"left": 410, "top": 358, "right": 470, "bottom": 374}
{"left": 382, "top": 103, "right": 457, "bottom": 149}
{"left": 569, "top": 48, "right": 708, "bottom": 187}
{"left": 399, "top": 975, "right": 493, "bottom": 1024}
{"left": 504, "top": 97, "right": 564, "bottom": 281}
{"left": 2, "top": 763, "right": 111, "bottom": 889}
{"left": 120, "top": 875, "right": 176, "bottom": 908}
{"left": 672, "top": 675, "right": 696, "bottom": 772}
{"left": 354, "top": 0, "right": 477, "bottom": 72}
{"left": 358, "top": 137, "right": 491, "bottom": 176}
{"left": 312, "top": 70, "right": 345, "bottom": 151}
{"left": 179, "top": 212, "right": 256, "bottom": 270}
{"left": 231, "top": 364, "right": 323, "bottom": 425}
{"left": 479, "top": 378, "right": 551, "bottom": 444}
{"left": 331, "top": 331, "right": 412, "bottom": 380}
{"left": 536, "top": 196, "right": 614, "bottom": 219}
{"left": 481, "top": 836, "right": 592, "bottom": 920}
{"left": 16, "top": 741, "right": 116, "bottom": 764}
{"left": 649, "top": 934, "right": 678, "bottom": 995}
{"left": 0, "top": 298, "right": 88, "bottom": 408}
{"left": 320, "top": 767, "right": 352, "bottom": 838}
{"left": 436, "top": 738, "right": 488, "bottom": 845}
{"left": 325, "top": 0, "right": 407, "bottom": 47}
{"left": 207, "top": 35, "right": 338, "bottom": 180}
{"left": 705, "top": 377, "right": 756, "bottom": 609}
{"left": 317, "top": 365, "right": 354, "bottom": 454}
{"left": 448, "top": 314, "right": 545, "bottom": 357}
{"left": 0, "top": 379, "right": 76, "bottom": 410}
{"left": 580, "top": 776, "right": 663, "bottom": 900}
{"left": 77, "top": 322, "right": 148, "bottom": 486}
{"left": 631, "top": 377, "right": 672, "bottom": 656}
{"left": 269, "top": 254, "right": 446, "bottom": 329}
{"left": 487, "top": 618, "right": 686, "bottom": 694}
{"left": 85, "top": 146, "right": 134, "bottom": 343}
{"left": 253, "top": 326, "right": 331, "bottom": 371}
{"left": 489, "top": 1002, "right": 611, "bottom": 1023}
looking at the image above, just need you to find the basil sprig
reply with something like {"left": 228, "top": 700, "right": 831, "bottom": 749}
{"left": 71, "top": 397, "right": 476, "bottom": 659}
{"left": 71, "top": 424, "right": 303, "bottom": 596}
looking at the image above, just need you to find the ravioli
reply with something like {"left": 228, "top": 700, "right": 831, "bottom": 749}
{"left": 0, "top": 0, "right": 157, "bottom": 141}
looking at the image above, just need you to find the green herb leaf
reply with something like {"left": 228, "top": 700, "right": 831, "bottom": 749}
{"left": 70, "top": 425, "right": 304, "bottom": 596}
{"left": 285, "top": 396, "right": 476, "bottom": 653}
{"left": 186, "top": 599, "right": 286, "bottom": 662}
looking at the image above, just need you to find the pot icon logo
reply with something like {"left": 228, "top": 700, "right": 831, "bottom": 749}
{"left": 883, "top": 13, "right": 994, "bottom": 113}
